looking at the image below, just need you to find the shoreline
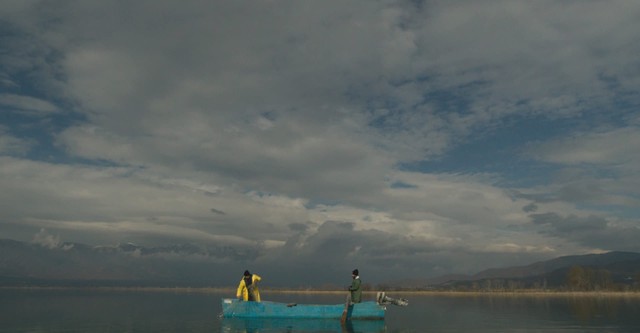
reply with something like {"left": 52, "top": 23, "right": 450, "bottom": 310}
{"left": 3, "top": 286, "right": 640, "bottom": 297}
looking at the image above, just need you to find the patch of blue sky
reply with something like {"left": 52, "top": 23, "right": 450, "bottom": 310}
{"left": 390, "top": 181, "right": 417, "bottom": 189}
{"left": 397, "top": 114, "right": 588, "bottom": 187}
{"left": 1, "top": 109, "right": 84, "bottom": 163}
{"left": 1, "top": 100, "right": 120, "bottom": 168}
{"left": 0, "top": 31, "right": 105, "bottom": 165}
{"left": 417, "top": 80, "right": 488, "bottom": 115}
{"left": 597, "top": 71, "right": 640, "bottom": 108}
{"left": 366, "top": 96, "right": 472, "bottom": 136}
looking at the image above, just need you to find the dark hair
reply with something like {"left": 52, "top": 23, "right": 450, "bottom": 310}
{"left": 244, "top": 270, "right": 251, "bottom": 276}
{"left": 352, "top": 269, "right": 359, "bottom": 276}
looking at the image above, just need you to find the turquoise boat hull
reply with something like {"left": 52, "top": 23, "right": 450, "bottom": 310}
{"left": 221, "top": 317, "right": 387, "bottom": 332}
{"left": 221, "top": 298, "right": 385, "bottom": 320}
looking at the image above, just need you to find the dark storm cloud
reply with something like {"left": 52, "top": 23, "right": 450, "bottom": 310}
{"left": 288, "top": 223, "right": 309, "bottom": 232}
{"left": 530, "top": 212, "right": 640, "bottom": 251}
{"left": 255, "top": 220, "right": 458, "bottom": 285}
{"left": 522, "top": 203, "right": 538, "bottom": 213}
{"left": 531, "top": 212, "right": 607, "bottom": 234}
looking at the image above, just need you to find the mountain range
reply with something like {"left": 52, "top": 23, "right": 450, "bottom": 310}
{"left": 402, "top": 251, "right": 640, "bottom": 290}
{"left": 2, "top": 238, "right": 640, "bottom": 289}
{"left": 0, "top": 238, "right": 250, "bottom": 287}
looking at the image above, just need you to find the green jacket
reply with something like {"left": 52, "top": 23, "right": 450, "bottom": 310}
{"left": 349, "top": 277, "right": 362, "bottom": 303}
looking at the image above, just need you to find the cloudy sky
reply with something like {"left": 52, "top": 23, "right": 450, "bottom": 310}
{"left": 1, "top": 0, "right": 640, "bottom": 285}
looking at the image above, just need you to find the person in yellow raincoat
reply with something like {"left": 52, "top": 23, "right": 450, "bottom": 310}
{"left": 237, "top": 270, "right": 261, "bottom": 302}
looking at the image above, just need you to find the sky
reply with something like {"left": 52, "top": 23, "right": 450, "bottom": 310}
{"left": 1, "top": 0, "right": 640, "bottom": 286}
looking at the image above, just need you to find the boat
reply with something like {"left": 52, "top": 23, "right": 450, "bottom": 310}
{"left": 221, "top": 317, "right": 387, "bottom": 332}
{"left": 220, "top": 292, "right": 407, "bottom": 320}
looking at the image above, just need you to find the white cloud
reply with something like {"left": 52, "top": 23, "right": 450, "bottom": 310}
{"left": 0, "top": 93, "right": 58, "bottom": 115}
{"left": 0, "top": 155, "right": 552, "bottom": 253}
{"left": 1, "top": 0, "right": 640, "bottom": 280}
{"left": 529, "top": 126, "right": 640, "bottom": 167}
{"left": 31, "top": 228, "right": 61, "bottom": 249}
{"left": 482, "top": 242, "right": 555, "bottom": 254}
{"left": 524, "top": 126, "right": 640, "bottom": 209}
{"left": 0, "top": 126, "right": 32, "bottom": 155}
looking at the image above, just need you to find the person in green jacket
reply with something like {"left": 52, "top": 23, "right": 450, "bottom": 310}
{"left": 348, "top": 269, "right": 362, "bottom": 303}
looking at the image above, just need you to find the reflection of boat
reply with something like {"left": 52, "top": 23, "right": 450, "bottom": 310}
{"left": 220, "top": 317, "right": 387, "bottom": 333}
{"left": 221, "top": 298, "right": 385, "bottom": 319}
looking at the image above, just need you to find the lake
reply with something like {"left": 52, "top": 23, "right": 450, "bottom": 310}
{"left": 2, "top": 289, "right": 640, "bottom": 332}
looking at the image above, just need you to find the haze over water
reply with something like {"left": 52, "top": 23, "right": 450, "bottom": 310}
{"left": 3, "top": 289, "right": 640, "bottom": 332}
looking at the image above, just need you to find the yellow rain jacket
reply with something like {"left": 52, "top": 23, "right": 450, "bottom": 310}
{"left": 236, "top": 274, "right": 261, "bottom": 301}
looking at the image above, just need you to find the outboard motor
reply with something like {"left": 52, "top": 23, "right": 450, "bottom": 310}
{"left": 376, "top": 292, "right": 409, "bottom": 306}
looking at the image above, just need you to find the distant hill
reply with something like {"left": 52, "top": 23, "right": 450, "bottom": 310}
{"left": 384, "top": 251, "right": 640, "bottom": 290}
{"left": 430, "top": 251, "right": 640, "bottom": 290}
{"left": 471, "top": 251, "right": 640, "bottom": 280}
{"left": 0, "top": 238, "right": 248, "bottom": 287}
{"left": 2, "top": 238, "right": 640, "bottom": 290}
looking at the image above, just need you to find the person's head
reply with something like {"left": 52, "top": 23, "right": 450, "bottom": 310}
{"left": 352, "top": 269, "right": 359, "bottom": 277}
{"left": 244, "top": 270, "right": 251, "bottom": 277}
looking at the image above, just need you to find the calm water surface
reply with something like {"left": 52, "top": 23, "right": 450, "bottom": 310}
{"left": 2, "top": 289, "right": 640, "bottom": 332}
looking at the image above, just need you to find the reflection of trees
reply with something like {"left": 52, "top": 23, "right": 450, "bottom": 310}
{"left": 566, "top": 296, "right": 620, "bottom": 323}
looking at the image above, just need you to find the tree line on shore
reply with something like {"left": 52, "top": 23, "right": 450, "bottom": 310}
{"left": 368, "top": 266, "right": 640, "bottom": 292}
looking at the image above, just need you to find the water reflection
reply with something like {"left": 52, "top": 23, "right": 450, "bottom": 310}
{"left": 383, "top": 294, "right": 640, "bottom": 332}
{"left": 220, "top": 317, "right": 386, "bottom": 333}
{"left": 4, "top": 290, "right": 640, "bottom": 332}
{"left": 566, "top": 295, "right": 640, "bottom": 324}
